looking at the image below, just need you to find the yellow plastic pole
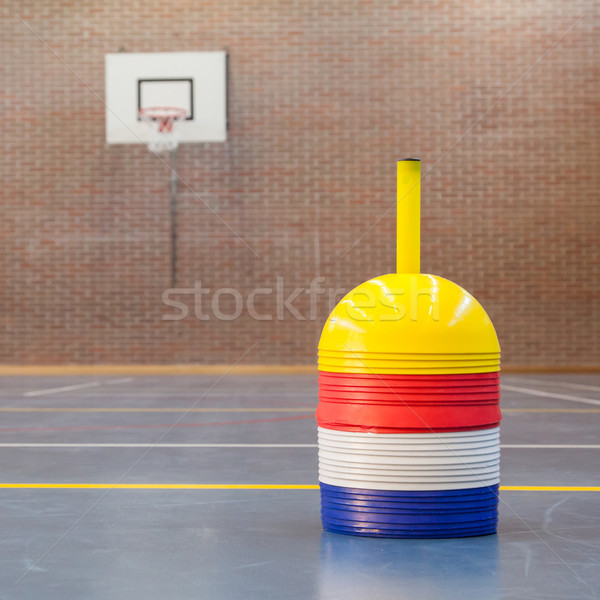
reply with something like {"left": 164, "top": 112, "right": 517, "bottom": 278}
{"left": 396, "top": 158, "right": 421, "bottom": 274}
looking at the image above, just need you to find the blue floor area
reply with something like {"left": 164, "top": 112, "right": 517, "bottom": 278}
{"left": 0, "top": 374, "right": 598, "bottom": 599}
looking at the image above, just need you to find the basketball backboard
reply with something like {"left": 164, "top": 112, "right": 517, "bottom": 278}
{"left": 105, "top": 51, "right": 227, "bottom": 145}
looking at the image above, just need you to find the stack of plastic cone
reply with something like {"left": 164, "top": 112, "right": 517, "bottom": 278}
{"left": 316, "top": 159, "right": 501, "bottom": 538}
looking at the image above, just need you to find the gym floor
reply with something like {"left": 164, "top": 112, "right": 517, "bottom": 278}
{"left": 0, "top": 373, "right": 598, "bottom": 599}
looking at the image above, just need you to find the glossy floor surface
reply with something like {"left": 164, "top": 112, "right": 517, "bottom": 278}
{"left": 0, "top": 373, "right": 598, "bottom": 599}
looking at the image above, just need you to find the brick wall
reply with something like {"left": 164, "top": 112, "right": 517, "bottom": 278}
{"left": 1, "top": 0, "right": 598, "bottom": 366}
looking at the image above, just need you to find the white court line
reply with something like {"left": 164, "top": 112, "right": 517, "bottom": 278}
{"left": 23, "top": 382, "right": 102, "bottom": 397}
{"left": 501, "top": 444, "right": 600, "bottom": 449}
{"left": 501, "top": 385, "right": 600, "bottom": 407}
{"left": 0, "top": 443, "right": 317, "bottom": 448}
{"left": 0, "top": 443, "right": 597, "bottom": 449}
{"left": 23, "top": 378, "right": 133, "bottom": 397}
{"left": 507, "top": 377, "right": 600, "bottom": 394}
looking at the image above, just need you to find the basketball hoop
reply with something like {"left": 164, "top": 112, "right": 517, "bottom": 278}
{"left": 139, "top": 106, "right": 189, "bottom": 153}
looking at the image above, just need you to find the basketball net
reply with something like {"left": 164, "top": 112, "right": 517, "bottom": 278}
{"left": 139, "top": 106, "right": 189, "bottom": 154}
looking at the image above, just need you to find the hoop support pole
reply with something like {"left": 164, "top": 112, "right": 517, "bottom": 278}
{"left": 170, "top": 149, "right": 179, "bottom": 287}
{"left": 396, "top": 158, "right": 421, "bottom": 274}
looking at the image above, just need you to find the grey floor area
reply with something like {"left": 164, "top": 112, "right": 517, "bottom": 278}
{"left": 0, "top": 373, "right": 598, "bottom": 600}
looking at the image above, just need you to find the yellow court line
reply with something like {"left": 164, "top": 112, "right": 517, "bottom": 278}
{"left": 0, "top": 484, "right": 598, "bottom": 491}
{"left": 500, "top": 486, "right": 600, "bottom": 492}
{"left": 1, "top": 364, "right": 599, "bottom": 376}
{"left": 0, "top": 407, "right": 315, "bottom": 413}
{"left": 0, "top": 365, "right": 318, "bottom": 376}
